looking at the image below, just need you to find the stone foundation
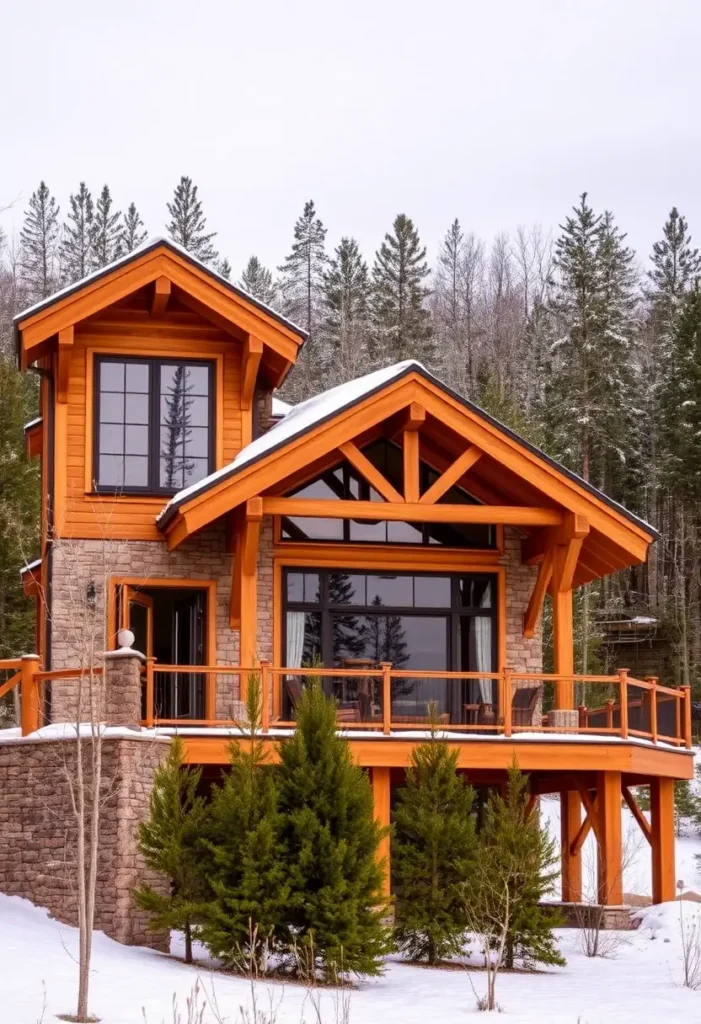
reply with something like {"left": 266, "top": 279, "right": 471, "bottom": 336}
{"left": 0, "top": 732, "right": 170, "bottom": 948}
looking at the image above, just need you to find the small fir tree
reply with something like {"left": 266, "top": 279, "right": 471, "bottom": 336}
{"left": 276, "top": 681, "right": 391, "bottom": 978}
{"left": 240, "top": 255, "right": 277, "bottom": 306}
{"left": 92, "top": 185, "right": 122, "bottom": 269}
{"left": 134, "top": 736, "right": 208, "bottom": 963}
{"left": 476, "top": 762, "right": 564, "bottom": 971}
{"left": 200, "top": 676, "right": 289, "bottom": 971}
{"left": 166, "top": 176, "right": 219, "bottom": 265}
{"left": 61, "top": 182, "right": 95, "bottom": 284}
{"left": 119, "top": 202, "right": 148, "bottom": 254}
{"left": 393, "top": 723, "right": 477, "bottom": 963}
{"left": 321, "top": 236, "right": 371, "bottom": 385}
{"left": 371, "top": 213, "right": 433, "bottom": 366}
{"left": 19, "top": 181, "right": 60, "bottom": 299}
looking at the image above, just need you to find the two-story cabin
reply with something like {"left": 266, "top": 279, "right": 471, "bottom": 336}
{"left": 12, "top": 238, "right": 693, "bottom": 922}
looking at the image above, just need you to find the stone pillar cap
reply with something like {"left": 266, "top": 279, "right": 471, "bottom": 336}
{"left": 103, "top": 628, "right": 145, "bottom": 660}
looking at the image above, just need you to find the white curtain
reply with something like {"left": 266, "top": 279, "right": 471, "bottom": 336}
{"left": 474, "top": 616, "right": 493, "bottom": 703}
{"left": 286, "top": 611, "right": 306, "bottom": 668}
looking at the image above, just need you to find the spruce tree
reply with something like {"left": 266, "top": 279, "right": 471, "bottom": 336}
{"left": 61, "top": 182, "right": 95, "bottom": 284}
{"left": 647, "top": 207, "right": 701, "bottom": 331}
{"left": 371, "top": 213, "right": 433, "bottom": 367}
{"left": 474, "top": 763, "right": 563, "bottom": 971}
{"left": 239, "top": 255, "right": 277, "bottom": 305}
{"left": 661, "top": 285, "right": 701, "bottom": 502}
{"left": 92, "top": 185, "right": 122, "bottom": 269}
{"left": 200, "top": 676, "right": 289, "bottom": 971}
{"left": 216, "top": 257, "right": 232, "bottom": 280}
{"left": 119, "top": 202, "right": 148, "bottom": 254}
{"left": 432, "top": 218, "right": 464, "bottom": 383}
{"left": 134, "top": 736, "right": 209, "bottom": 963}
{"left": 166, "top": 176, "right": 219, "bottom": 265}
{"left": 276, "top": 682, "right": 390, "bottom": 978}
{"left": 321, "top": 236, "right": 371, "bottom": 385}
{"left": 393, "top": 728, "right": 477, "bottom": 963}
{"left": 19, "top": 181, "right": 60, "bottom": 299}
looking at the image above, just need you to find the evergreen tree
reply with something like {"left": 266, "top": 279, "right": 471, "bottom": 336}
{"left": 166, "top": 176, "right": 218, "bottom": 265}
{"left": 276, "top": 682, "right": 390, "bottom": 977}
{"left": 432, "top": 218, "right": 464, "bottom": 383}
{"left": 161, "top": 365, "right": 195, "bottom": 489}
{"left": 647, "top": 207, "right": 701, "bottom": 331}
{"left": 134, "top": 736, "right": 209, "bottom": 963}
{"left": 119, "top": 202, "right": 148, "bottom": 254}
{"left": 371, "top": 213, "right": 433, "bottom": 367}
{"left": 216, "top": 257, "right": 232, "bottom": 280}
{"left": 19, "top": 181, "right": 60, "bottom": 299}
{"left": 239, "top": 255, "right": 277, "bottom": 306}
{"left": 277, "top": 201, "right": 328, "bottom": 401}
{"left": 201, "top": 677, "right": 289, "bottom": 970}
{"left": 92, "top": 185, "right": 121, "bottom": 269}
{"left": 475, "top": 763, "right": 563, "bottom": 971}
{"left": 661, "top": 285, "right": 701, "bottom": 502}
{"left": 61, "top": 182, "right": 95, "bottom": 284}
{"left": 321, "top": 236, "right": 371, "bottom": 385}
{"left": 393, "top": 728, "right": 477, "bottom": 963}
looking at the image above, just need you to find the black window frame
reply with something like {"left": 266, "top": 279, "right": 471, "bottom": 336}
{"left": 282, "top": 567, "right": 499, "bottom": 672}
{"left": 93, "top": 355, "right": 216, "bottom": 496}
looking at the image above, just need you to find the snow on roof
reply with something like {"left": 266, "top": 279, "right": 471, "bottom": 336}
{"left": 271, "top": 396, "right": 292, "bottom": 419}
{"left": 20, "top": 558, "right": 41, "bottom": 576}
{"left": 23, "top": 417, "right": 42, "bottom": 432}
{"left": 159, "top": 360, "right": 421, "bottom": 518}
{"left": 13, "top": 236, "right": 307, "bottom": 340}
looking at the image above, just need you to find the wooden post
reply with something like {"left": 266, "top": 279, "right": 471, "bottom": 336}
{"left": 650, "top": 777, "right": 675, "bottom": 904}
{"left": 596, "top": 771, "right": 623, "bottom": 905}
{"left": 605, "top": 699, "right": 615, "bottom": 730}
{"left": 503, "top": 668, "right": 512, "bottom": 737}
{"left": 144, "top": 657, "right": 155, "bottom": 727}
{"left": 372, "top": 766, "right": 391, "bottom": 898}
{"left": 648, "top": 677, "right": 658, "bottom": 744}
{"left": 618, "top": 669, "right": 629, "bottom": 740}
{"left": 561, "top": 789, "right": 582, "bottom": 903}
{"left": 682, "top": 685, "right": 692, "bottom": 748}
{"left": 238, "top": 500, "right": 262, "bottom": 701}
{"left": 259, "top": 659, "right": 271, "bottom": 734}
{"left": 204, "top": 664, "right": 216, "bottom": 724}
{"left": 381, "top": 662, "right": 392, "bottom": 735}
{"left": 551, "top": 549, "right": 574, "bottom": 709}
{"left": 20, "top": 655, "right": 41, "bottom": 736}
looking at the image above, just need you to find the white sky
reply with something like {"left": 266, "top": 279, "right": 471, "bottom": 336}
{"left": 3, "top": 0, "right": 700, "bottom": 278}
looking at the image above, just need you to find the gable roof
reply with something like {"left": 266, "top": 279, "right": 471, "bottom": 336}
{"left": 158, "top": 359, "right": 659, "bottom": 544}
{"left": 13, "top": 236, "right": 307, "bottom": 361}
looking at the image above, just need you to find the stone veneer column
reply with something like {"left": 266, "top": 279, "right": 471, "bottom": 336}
{"left": 103, "top": 629, "right": 144, "bottom": 728}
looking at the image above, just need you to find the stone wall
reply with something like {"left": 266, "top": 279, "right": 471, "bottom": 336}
{"left": 501, "top": 527, "right": 542, "bottom": 675}
{"left": 0, "top": 733, "right": 170, "bottom": 948}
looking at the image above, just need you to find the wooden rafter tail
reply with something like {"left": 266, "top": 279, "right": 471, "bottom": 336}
{"left": 419, "top": 445, "right": 483, "bottom": 505}
{"left": 339, "top": 441, "right": 404, "bottom": 503}
{"left": 523, "top": 549, "right": 553, "bottom": 639}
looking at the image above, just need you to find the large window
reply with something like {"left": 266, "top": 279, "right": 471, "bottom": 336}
{"left": 94, "top": 357, "right": 214, "bottom": 493}
{"left": 283, "top": 568, "right": 497, "bottom": 722}
{"left": 280, "top": 439, "right": 495, "bottom": 548}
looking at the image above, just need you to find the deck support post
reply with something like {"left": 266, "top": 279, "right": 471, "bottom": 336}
{"left": 238, "top": 499, "right": 263, "bottom": 700}
{"left": 650, "top": 777, "right": 675, "bottom": 904}
{"left": 560, "top": 789, "right": 582, "bottom": 903}
{"left": 596, "top": 771, "right": 623, "bottom": 905}
{"left": 372, "top": 766, "right": 391, "bottom": 898}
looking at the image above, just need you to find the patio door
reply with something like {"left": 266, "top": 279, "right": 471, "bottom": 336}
{"left": 119, "top": 586, "right": 153, "bottom": 658}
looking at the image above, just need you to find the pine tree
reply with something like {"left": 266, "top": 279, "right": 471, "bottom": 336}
{"left": 92, "top": 185, "right": 122, "bottom": 269}
{"left": 119, "top": 202, "right": 148, "bottom": 254}
{"left": 321, "top": 236, "right": 371, "bottom": 385}
{"left": 161, "top": 365, "right": 195, "bottom": 489}
{"left": 647, "top": 207, "right": 701, "bottom": 331}
{"left": 19, "top": 181, "right": 60, "bottom": 299}
{"left": 134, "top": 736, "right": 209, "bottom": 963}
{"left": 371, "top": 213, "right": 433, "bottom": 367}
{"left": 661, "top": 285, "right": 701, "bottom": 502}
{"left": 216, "top": 257, "right": 232, "bottom": 280}
{"left": 276, "top": 682, "right": 390, "bottom": 977}
{"left": 61, "top": 182, "right": 95, "bottom": 284}
{"left": 277, "top": 201, "right": 328, "bottom": 401}
{"left": 474, "top": 762, "right": 564, "bottom": 971}
{"left": 166, "top": 176, "right": 219, "bottom": 265}
{"left": 432, "top": 219, "right": 464, "bottom": 383}
{"left": 201, "top": 677, "right": 289, "bottom": 970}
{"left": 393, "top": 728, "right": 477, "bottom": 963}
{"left": 239, "top": 255, "right": 277, "bottom": 306}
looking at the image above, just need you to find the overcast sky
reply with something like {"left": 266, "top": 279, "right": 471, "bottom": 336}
{"left": 3, "top": 0, "right": 700, "bottom": 277}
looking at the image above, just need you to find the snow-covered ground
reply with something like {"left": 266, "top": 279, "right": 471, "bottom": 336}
{"left": 3, "top": 794, "right": 701, "bottom": 1023}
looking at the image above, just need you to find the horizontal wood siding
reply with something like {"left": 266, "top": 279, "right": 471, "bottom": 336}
{"left": 56, "top": 307, "right": 244, "bottom": 540}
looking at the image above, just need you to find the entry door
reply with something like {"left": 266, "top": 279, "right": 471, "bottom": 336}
{"left": 172, "top": 592, "right": 206, "bottom": 719}
{"left": 120, "top": 586, "right": 154, "bottom": 657}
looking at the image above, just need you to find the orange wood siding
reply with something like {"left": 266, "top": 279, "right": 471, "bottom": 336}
{"left": 55, "top": 304, "right": 244, "bottom": 540}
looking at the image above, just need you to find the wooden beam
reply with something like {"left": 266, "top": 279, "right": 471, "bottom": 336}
{"left": 241, "top": 334, "right": 264, "bottom": 411}
{"left": 389, "top": 401, "right": 425, "bottom": 436}
{"left": 419, "top": 446, "right": 483, "bottom": 505}
{"left": 523, "top": 549, "right": 553, "bottom": 639}
{"left": 339, "top": 441, "right": 404, "bottom": 503}
{"left": 622, "top": 785, "right": 652, "bottom": 846}
{"left": 56, "top": 325, "right": 73, "bottom": 405}
{"left": 242, "top": 497, "right": 263, "bottom": 576}
{"left": 561, "top": 790, "right": 582, "bottom": 902}
{"left": 650, "top": 778, "right": 675, "bottom": 904}
{"left": 150, "top": 276, "right": 171, "bottom": 317}
{"left": 261, "top": 497, "right": 563, "bottom": 526}
{"left": 403, "top": 429, "right": 420, "bottom": 502}
{"left": 522, "top": 513, "right": 590, "bottom": 565}
{"left": 596, "top": 771, "right": 623, "bottom": 905}
{"left": 574, "top": 780, "right": 603, "bottom": 846}
{"left": 372, "top": 767, "right": 391, "bottom": 898}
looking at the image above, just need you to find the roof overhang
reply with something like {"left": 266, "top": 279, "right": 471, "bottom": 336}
{"left": 14, "top": 238, "right": 308, "bottom": 388}
{"left": 158, "top": 364, "right": 657, "bottom": 585}
{"left": 20, "top": 558, "right": 42, "bottom": 598}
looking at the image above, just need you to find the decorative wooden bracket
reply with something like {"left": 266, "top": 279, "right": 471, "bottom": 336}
{"left": 150, "top": 276, "right": 171, "bottom": 317}
{"left": 572, "top": 781, "right": 602, "bottom": 853}
{"left": 420, "top": 445, "right": 482, "bottom": 505}
{"left": 622, "top": 786, "right": 652, "bottom": 845}
{"left": 339, "top": 441, "right": 404, "bottom": 503}
{"left": 523, "top": 549, "right": 553, "bottom": 638}
{"left": 241, "top": 335, "right": 264, "bottom": 412}
{"left": 522, "top": 512, "right": 590, "bottom": 566}
{"left": 56, "top": 326, "right": 74, "bottom": 404}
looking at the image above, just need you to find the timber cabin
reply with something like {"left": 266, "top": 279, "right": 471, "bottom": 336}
{"left": 9, "top": 238, "right": 694, "bottom": 921}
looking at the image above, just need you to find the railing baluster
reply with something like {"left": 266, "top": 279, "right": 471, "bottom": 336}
{"left": 145, "top": 657, "right": 155, "bottom": 728}
{"left": 503, "top": 668, "right": 512, "bottom": 738}
{"left": 618, "top": 668, "right": 629, "bottom": 739}
{"left": 647, "top": 676, "right": 658, "bottom": 744}
{"left": 259, "top": 660, "right": 271, "bottom": 734}
{"left": 380, "top": 661, "right": 392, "bottom": 735}
{"left": 606, "top": 698, "right": 615, "bottom": 731}
{"left": 682, "top": 685, "right": 692, "bottom": 748}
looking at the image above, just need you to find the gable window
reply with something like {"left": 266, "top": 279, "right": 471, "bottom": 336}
{"left": 94, "top": 357, "right": 214, "bottom": 494}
